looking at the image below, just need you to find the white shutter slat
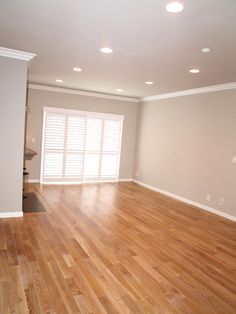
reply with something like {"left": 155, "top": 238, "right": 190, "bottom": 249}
{"left": 64, "top": 116, "right": 86, "bottom": 181}
{"left": 44, "top": 116, "right": 65, "bottom": 150}
{"left": 43, "top": 152, "right": 63, "bottom": 178}
{"left": 83, "top": 118, "right": 102, "bottom": 179}
{"left": 64, "top": 153, "right": 84, "bottom": 178}
{"left": 43, "top": 113, "right": 66, "bottom": 180}
{"left": 86, "top": 118, "right": 102, "bottom": 152}
{"left": 67, "top": 116, "right": 86, "bottom": 151}
{"left": 103, "top": 119, "right": 121, "bottom": 152}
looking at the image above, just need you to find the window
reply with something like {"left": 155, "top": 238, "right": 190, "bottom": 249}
{"left": 40, "top": 107, "right": 124, "bottom": 183}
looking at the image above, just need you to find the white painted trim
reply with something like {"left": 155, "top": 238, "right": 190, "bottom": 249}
{"left": 41, "top": 180, "right": 118, "bottom": 185}
{"left": 134, "top": 180, "right": 236, "bottom": 222}
{"left": 118, "top": 178, "right": 133, "bottom": 182}
{"left": 25, "top": 179, "right": 40, "bottom": 183}
{"left": 41, "top": 181, "right": 83, "bottom": 185}
{"left": 40, "top": 110, "right": 46, "bottom": 184}
{"left": 0, "top": 47, "right": 36, "bottom": 62}
{"left": 140, "top": 82, "right": 236, "bottom": 102}
{"left": 43, "top": 106, "right": 125, "bottom": 120}
{"left": 0, "top": 211, "right": 23, "bottom": 218}
{"left": 28, "top": 83, "right": 138, "bottom": 103}
{"left": 26, "top": 178, "right": 133, "bottom": 184}
{"left": 116, "top": 119, "right": 124, "bottom": 181}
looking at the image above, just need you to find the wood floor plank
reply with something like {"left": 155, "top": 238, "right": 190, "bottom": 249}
{"left": 0, "top": 182, "right": 235, "bottom": 313}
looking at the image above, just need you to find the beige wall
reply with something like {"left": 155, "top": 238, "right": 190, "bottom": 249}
{"left": 0, "top": 57, "right": 28, "bottom": 213}
{"left": 135, "top": 89, "right": 236, "bottom": 217}
{"left": 25, "top": 88, "right": 138, "bottom": 180}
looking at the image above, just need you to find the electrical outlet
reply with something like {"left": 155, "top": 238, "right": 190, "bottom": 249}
{"left": 219, "top": 198, "right": 224, "bottom": 206}
{"left": 206, "top": 194, "right": 211, "bottom": 202}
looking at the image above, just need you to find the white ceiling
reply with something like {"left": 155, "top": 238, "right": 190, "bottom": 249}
{"left": 0, "top": 0, "right": 236, "bottom": 97}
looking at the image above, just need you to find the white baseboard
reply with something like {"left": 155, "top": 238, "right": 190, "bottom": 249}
{"left": 41, "top": 180, "right": 119, "bottom": 185}
{"left": 134, "top": 180, "right": 236, "bottom": 222}
{"left": 0, "top": 211, "right": 23, "bottom": 218}
{"left": 119, "top": 178, "right": 134, "bottom": 182}
{"left": 25, "top": 179, "right": 40, "bottom": 183}
{"left": 27, "top": 178, "right": 133, "bottom": 184}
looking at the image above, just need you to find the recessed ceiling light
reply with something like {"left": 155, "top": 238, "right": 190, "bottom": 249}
{"left": 201, "top": 48, "right": 211, "bottom": 53}
{"left": 100, "top": 47, "right": 113, "bottom": 54}
{"left": 56, "top": 79, "right": 64, "bottom": 83}
{"left": 73, "top": 67, "right": 82, "bottom": 72}
{"left": 189, "top": 69, "right": 200, "bottom": 74}
{"left": 166, "top": 1, "right": 184, "bottom": 13}
{"left": 145, "top": 81, "right": 154, "bottom": 85}
{"left": 117, "top": 88, "right": 123, "bottom": 92}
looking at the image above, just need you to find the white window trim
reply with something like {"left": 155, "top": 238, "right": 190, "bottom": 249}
{"left": 40, "top": 106, "right": 124, "bottom": 184}
{"left": 43, "top": 106, "right": 124, "bottom": 120}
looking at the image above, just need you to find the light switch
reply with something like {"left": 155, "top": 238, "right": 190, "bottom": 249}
{"left": 232, "top": 156, "right": 236, "bottom": 164}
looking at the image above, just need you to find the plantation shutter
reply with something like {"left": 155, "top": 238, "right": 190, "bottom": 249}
{"left": 42, "top": 112, "right": 66, "bottom": 181}
{"left": 64, "top": 115, "right": 86, "bottom": 180}
{"left": 101, "top": 119, "right": 122, "bottom": 178}
{"left": 41, "top": 107, "right": 123, "bottom": 183}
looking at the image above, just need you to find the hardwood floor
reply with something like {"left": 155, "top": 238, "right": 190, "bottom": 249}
{"left": 0, "top": 182, "right": 236, "bottom": 313}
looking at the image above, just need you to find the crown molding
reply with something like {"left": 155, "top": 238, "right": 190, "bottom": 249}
{"left": 0, "top": 47, "right": 36, "bottom": 62}
{"left": 140, "top": 82, "right": 236, "bottom": 102}
{"left": 28, "top": 83, "right": 138, "bottom": 103}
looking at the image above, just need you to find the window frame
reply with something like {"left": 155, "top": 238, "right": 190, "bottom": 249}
{"left": 40, "top": 106, "right": 124, "bottom": 184}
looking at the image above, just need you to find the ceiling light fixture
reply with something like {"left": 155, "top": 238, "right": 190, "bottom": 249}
{"left": 145, "top": 81, "right": 154, "bottom": 85}
{"left": 201, "top": 48, "right": 211, "bottom": 53}
{"left": 166, "top": 1, "right": 184, "bottom": 13}
{"left": 116, "top": 89, "right": 123, "bottom": 92}
{"left": 189, "top": 69, "right": 200, "bottom": 74}
{"left": 73, "top": 67, "right": 82, "bottom": 72}
{"left": 100, "top": 47, "right": 113, "bottom": 54}
{"left": 56, "top": 79, "right": 64, "bottom": 83}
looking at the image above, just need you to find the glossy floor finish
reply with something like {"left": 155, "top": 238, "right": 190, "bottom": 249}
{"left": 0, "top": 182, "right": 236, "bottom": 313}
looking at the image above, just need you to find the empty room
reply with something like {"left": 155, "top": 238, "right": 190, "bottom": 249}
{"left": 0, "top": 0, "right": 236, "bottom": 313}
